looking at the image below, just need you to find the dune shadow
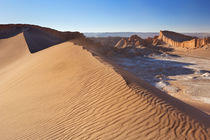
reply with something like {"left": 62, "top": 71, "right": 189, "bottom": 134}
{"left": 0, "top": 24, "right": 85, "bottom": 53}
{"left": 23, "top": 28, "right": 64, "bottom": 53}
{"left": 0, "top": 27, "right": 24, "bottom": 39}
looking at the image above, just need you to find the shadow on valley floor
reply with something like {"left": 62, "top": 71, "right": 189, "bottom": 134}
{"left": 112, "top": 55, "right": 201, "bottom": 85}
{"left": 114, "top": 45, "right": 181, "bottom": 58}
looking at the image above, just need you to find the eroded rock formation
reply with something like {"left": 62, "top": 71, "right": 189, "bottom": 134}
{"left": 158, "top": 30, "right": 210, "bottom": 48}
{"left": 114, "top": 35, "right": 152, "bottom": 48}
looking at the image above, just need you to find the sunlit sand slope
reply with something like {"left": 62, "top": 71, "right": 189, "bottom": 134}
{"left": 0, "top": 33, "right": 29, "bottom": 68}
{"left": 0, "top": 34, "right": 209, "bottom": 139}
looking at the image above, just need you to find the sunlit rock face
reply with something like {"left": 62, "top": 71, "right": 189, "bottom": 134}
{"left": 158, "top": 30, "right": 210, "bottom": 48}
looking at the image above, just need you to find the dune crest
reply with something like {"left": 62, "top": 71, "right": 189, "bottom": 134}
{"left": 0, "top": 33, "right": 29, "bottom": 68}
{"left": 0, "top": 33, "right": 209, "bottom": 139}
{"left": 0, "top": 24, "right": 85, "bottom": 53}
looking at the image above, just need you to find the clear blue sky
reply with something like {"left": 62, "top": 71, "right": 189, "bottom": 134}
{"left": 0, "top": 0, "right": 210, "bottom": 32}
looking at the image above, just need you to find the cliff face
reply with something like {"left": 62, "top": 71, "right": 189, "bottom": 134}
{"left": 158, "top": 31, "right": 209, "bottom": 48}
{"left": 196, "top": 37, "right": 210, "bottom": 47}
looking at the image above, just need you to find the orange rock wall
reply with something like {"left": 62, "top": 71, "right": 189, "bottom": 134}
{"left": 158, "top": 31, "right": 196, "bottom": 48}
{"left": 196, "top": 38, "right": 210, "bottom": 47}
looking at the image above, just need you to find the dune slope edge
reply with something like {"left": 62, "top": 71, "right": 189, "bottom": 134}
{"left": 0, "top": 33, "right": 29, "bottom": 68}
{"left": 0, "top": 34, "right": 209, "bottom": 140}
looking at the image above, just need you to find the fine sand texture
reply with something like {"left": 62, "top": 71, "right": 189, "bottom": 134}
{"left": 0, "top": 33, "right": 209, "bottom": 139}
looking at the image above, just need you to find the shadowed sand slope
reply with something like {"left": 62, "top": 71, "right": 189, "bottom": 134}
{"left": 23, "top": 28, "right": 63, "bottom": 53}
{"left": 0, "top": 24, "right": 85, "bottom": 53}
{"left": 0, "top": 34, "right": 209, "bottom": 139}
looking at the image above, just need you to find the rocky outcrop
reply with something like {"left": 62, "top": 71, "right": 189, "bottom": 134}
{"left": 196, "top": 37, "right": 210, "bottom": 47}
{"left": 158, "top": 30, "right": 210, "bottom": 48}
{"left": 152, "top": 36, "right": 163, "bottom": 46}
{"left": 115, "top": 35, "right": 152, "bottom": 48}
{"left": 115, "top": 38, "right": 128, "bottom": 48}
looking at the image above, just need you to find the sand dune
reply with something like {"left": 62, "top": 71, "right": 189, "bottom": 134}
{"left": 0, "top": 24, "right": 85, "bottom": 53}
{"left": 0, "top": 33, "right": 29, "bottom": 68}
{"left": 0, "top": 33, "right": 209, "bottom": 139}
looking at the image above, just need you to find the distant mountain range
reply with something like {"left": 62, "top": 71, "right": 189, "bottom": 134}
{"left": 84, "top": 32, "right": 210, "bottom": 39}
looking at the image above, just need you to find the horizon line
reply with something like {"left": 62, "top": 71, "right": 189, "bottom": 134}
{"left": 1, "top": 23, "right": 210, "bottom": 34}
{"left": 83, "top": 31, "right": 210, "bottom": 33}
